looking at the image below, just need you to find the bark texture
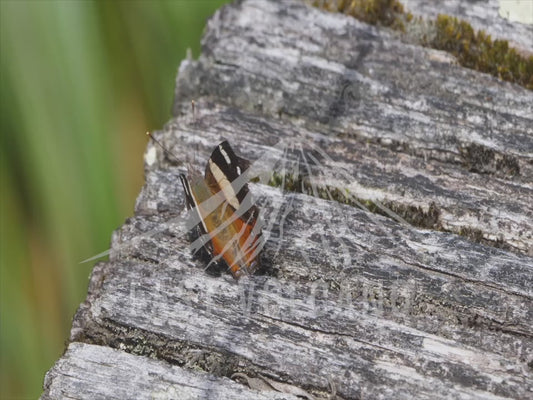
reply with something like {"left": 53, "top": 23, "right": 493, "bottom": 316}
{"left": 42, "top": 1, "right": 532, "bottom": 399}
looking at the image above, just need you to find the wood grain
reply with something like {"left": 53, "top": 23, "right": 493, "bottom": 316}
{"left": 42, "top": 1, "right": 533, "bottom": 399}
{"left": 42, "top": 342, "right": 301, "bottom": 400}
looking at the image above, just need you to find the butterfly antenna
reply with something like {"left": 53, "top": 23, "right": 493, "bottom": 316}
{"left": 146, "top": 131, "right": 182, "bottom": 165}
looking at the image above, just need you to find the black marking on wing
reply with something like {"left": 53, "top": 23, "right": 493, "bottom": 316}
{"left": 179, "top": 174, "right": 195, "bottom": 210}
{"left": 205, "top": 141, "right": 254, "bottom": 210}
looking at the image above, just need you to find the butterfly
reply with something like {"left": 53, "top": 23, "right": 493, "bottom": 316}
{"left": 179, "top": 141, "right": 263, "bottom": 279}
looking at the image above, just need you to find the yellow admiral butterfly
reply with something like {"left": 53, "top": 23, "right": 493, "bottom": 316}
{"left": 179, "top": 141, "right": 263, "bottom": 279}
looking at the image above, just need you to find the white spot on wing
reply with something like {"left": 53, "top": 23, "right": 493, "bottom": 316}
{"left": 209, "top": 160, "right": 240, "bottom": 210}
{"left": 219, "top": 145, "right": 231, "bottom": 164}
{"left": 236, "top": 166, "right": 241, "bottom": 175}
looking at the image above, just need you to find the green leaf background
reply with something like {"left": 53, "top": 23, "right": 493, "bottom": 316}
{"left": 0, "top": 1, "right": 227, "bottom": 397}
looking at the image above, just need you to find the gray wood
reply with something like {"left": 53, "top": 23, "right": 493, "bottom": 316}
{"left": 41, "top": 342, "right": 300, "bottom": 400}
{"left": 173, "top": 0, "right": 533, "bottom": 253}
{"left": 174, "top": 0, "right": 533, "bottom": 180}
{"left": 65, "top": 180, "right": 532, "bottom": 399}
{"left": 42, "top": 1, "right": 533, "bottom": 399}
{"left": 146, "top": 103, "right": 533, "bottom": 254}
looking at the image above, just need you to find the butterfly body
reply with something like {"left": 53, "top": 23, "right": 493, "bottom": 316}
{"left": 179, "top": 141, "right": 262, "bottom": 279}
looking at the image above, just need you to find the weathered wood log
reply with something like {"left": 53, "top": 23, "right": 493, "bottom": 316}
{"left": 41, "top": 342, "right": 301, "bottom": 400}
{"left": 42, "top": 1, "right": 532, "bottom": 399}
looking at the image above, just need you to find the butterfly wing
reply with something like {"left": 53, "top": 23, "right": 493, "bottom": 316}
{"left": 180, "top": 141, "right": 263, "bottom": 279}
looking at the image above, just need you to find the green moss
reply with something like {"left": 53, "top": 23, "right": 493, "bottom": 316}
{"left": 431, "top": 15, "right": 533, "bottom": 90}
{"left": 458, "top": 227, "right": 510, "bottom": 251}
{"left": 314, "top": 1, "right": 533, "bottom": 90}
{"left": 459, "top": 143, "right": 520, "bottom": 176}
{"left": 385, "top": 201, "right": 441, "bottom": 230}
{"left": 268, "top": 171, "right": 518, "bottom": 251}
{"left": 268, "top": 171, "right": 441, "bottom": 230}
{"left": 318, "top": 0, "right": 406, "bottom": 29}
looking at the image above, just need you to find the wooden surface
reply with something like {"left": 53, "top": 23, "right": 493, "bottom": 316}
{"left": 42, "top": 1, "right": 532, "bottom": 399}
{"left": 41, "top": 342, "right": 301, "bottom": 400}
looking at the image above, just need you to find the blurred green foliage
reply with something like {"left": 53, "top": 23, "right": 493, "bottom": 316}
{"left": 0, "top": 1, "right": 227, "bottom": 397}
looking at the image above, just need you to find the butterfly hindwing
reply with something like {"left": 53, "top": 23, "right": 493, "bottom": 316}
{"left": 179, "top": 173, "right": 215, "bottom": 257}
